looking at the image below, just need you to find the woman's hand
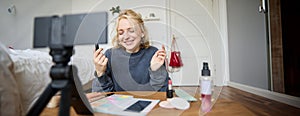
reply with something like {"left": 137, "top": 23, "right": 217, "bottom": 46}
{"left": 150, "top": 45, "right": 166, "bottom": 71}
{"left": 94, "top": 48, "right": 108, "bottom": 77}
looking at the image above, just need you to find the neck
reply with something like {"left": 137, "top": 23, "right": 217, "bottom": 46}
{"left": 126, "top": 47, "right": 140, "bottom": 53}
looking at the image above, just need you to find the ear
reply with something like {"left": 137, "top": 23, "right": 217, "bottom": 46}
{"left": 140, "top": 26, "right": 145, "bottom": 37}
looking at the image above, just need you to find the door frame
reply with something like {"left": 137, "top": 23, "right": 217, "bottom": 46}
{"left": 269, "top": 0, "right": 285, "bottom": 93}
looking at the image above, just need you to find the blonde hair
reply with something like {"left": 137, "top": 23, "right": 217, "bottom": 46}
{"left": 112, "top": 9, "right": 150, "bottom": 49}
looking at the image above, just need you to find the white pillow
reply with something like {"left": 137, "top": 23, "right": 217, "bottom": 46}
{"left": 0, "top": 42, "right": 24, "bottom": 116}
{"left": 8, "top": 49, "right": 52, "bottom": 113}
{"left": 70, "top": 56, "right": 95, "bottom": 85}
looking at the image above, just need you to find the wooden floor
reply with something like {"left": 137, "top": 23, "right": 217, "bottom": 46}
{"left": 220, "top": 87, "right": 300, "bottom": 115}
{"left": 193, "top": 86, "right": 300, "bottom": 116}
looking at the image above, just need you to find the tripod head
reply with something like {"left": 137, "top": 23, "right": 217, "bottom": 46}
{"left": 48, "top": 15, "right": 73, "bottom": 66}
{"left": 49, "top": 46, "right": 73, "bottom": 66}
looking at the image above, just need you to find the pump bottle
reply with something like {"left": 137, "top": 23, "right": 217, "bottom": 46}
{"left": 200, "top": 62, "right": 212, "bottom": 113}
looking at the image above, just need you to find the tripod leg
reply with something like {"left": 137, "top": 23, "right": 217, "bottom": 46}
{"left": 27, "top": 84, "right": 59, "bottom": 116}
{"left": 59, "top": 82, "right": 71, "bottom": 116}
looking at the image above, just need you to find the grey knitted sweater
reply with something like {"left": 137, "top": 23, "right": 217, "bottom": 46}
{"left": 92, "top": 46, "right": 168, "bottom": 92}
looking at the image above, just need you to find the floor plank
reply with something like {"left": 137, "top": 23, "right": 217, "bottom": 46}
{"left": 213, "top": 86, "right": 300, "bottom": 115}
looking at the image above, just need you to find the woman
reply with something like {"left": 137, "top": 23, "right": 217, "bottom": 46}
{"left": 92, "top": 9, "right": 168, "bottom": 92}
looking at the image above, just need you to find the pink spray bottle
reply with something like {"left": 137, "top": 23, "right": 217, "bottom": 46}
{"left": 200, "top": 62, "right": 212, "bottom": 113}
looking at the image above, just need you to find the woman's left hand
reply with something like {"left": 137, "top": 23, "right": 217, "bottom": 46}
{"left": 150, "top": 45, "right": 166, "bottom": 71}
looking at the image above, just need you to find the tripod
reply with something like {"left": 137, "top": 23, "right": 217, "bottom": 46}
{"left": 27, "top": 45, "right": 93, "bottom": 116}
{"left": 28, "top": 14, "right": 94, "bottom": 116}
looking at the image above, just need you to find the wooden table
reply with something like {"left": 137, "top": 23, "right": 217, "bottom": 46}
{"left": 41, "top": 88, "right": 255, "bottom": 116}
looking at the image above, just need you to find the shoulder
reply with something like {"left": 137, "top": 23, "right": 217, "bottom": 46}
{"left": 145, "top": 46, "right": 158, "bottom": 52}
{"left": 104, "top": 47, "right": 115, "bottom": 57}
{"left": 141, "top": 46, "right": 157, "bottom": 57}
{"left": 104, "top": 48, "right": 112, "bottom": 55}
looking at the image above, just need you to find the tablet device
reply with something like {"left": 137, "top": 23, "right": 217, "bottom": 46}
{"left": 124, "top": 100, "right": 152, "bottom": 112}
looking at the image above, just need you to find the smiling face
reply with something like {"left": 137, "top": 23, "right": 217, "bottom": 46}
{"left": 117, "top": 18, "right": 144, "bottom": 53}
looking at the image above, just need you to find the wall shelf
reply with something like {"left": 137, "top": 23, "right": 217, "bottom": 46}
{"left": 144, "top": 17, "right": 160, "bottom": 21}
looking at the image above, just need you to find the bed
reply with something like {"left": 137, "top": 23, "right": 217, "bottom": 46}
{"left": 0, "top": 42, "right": 95, "bottom": 115}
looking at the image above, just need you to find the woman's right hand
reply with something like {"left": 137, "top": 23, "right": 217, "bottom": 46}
{"left": 93, "top": 48, "right": 108, "bottom": 77}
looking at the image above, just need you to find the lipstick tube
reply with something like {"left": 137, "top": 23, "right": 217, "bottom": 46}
{"left": 166, "top": 79, "right": 173, "bottom": 99}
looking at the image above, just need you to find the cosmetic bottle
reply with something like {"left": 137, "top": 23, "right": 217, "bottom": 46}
{"left": 200, "top": 62, "right": 212, "bottom": 113}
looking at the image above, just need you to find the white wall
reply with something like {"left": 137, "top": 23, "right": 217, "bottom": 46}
{"left": 0, "top": 0, "right": 167, "bottom": 49}
{"left": 0, "top": 0, "right": 225, "bottom": 86}
{"left": 0, "top": 0, "right": 72, "bottom": 49}
{"left": 0, "top": 0, "right": 168, "bottom": 67}
{"left": 227, "top": 0, "right": 269, "bottom": 90}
